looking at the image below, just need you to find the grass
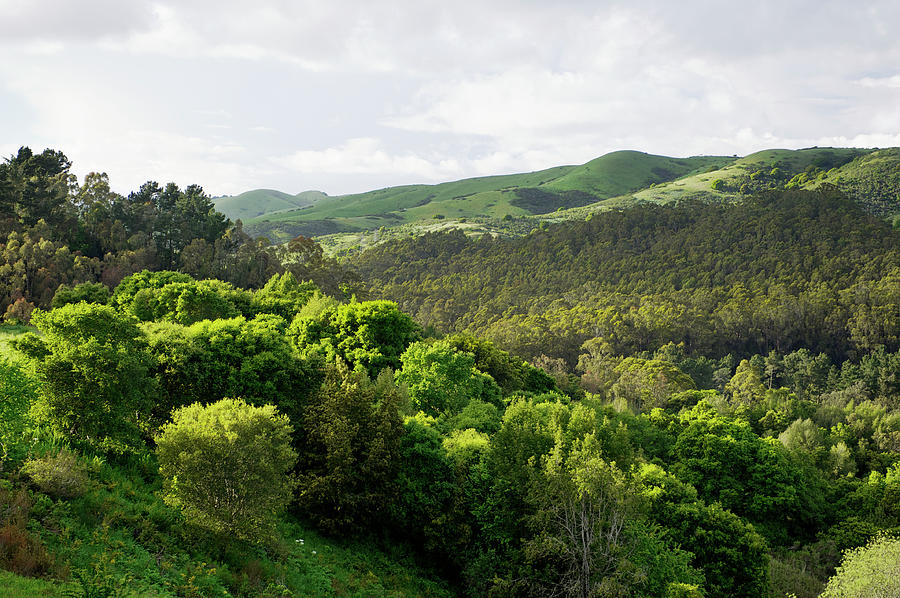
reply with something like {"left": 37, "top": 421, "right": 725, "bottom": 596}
{"left": 0, "top": 430, "right": 455, "bottom": 598}
{"left": 0, "top": 570, "right": 72, "bottom": 597}
{"left": 243, "top": 151, "right": 736, "bottom": 243}
{"left": 214, "top": 190, "right": 328, "bottom": 222}
{"left": 227, "top": 146, "right": 895, "bottom": 252}
{"left": 0, "top": 324, "right": 33, "bottom": 361}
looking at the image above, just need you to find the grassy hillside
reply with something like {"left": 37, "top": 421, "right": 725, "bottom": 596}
{"left": 593, "top": 147, "right": 869, "bottom": 207}
{"left": 801, "top": 147, "right": 900, "bottom": 216}
{"left": 244, "top": 151, "right": 734, "bottom": 243}
{"left": 232, "top": 147, "right": 897, "bottom": 251}
{"left": 213, "top": 190, "right": 327, "bottom": 222}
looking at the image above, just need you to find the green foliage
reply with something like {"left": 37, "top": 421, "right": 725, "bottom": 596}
{"left": 109, "top": 270, "right": 194, "bottom": 312}
{"left": 669, "top": 402, "right": 823, "bottom": 544}
{"left": 396, "top": 339, "right": 501, "bottom": 416}
{"left": 143, "top": 314, "right": 319, "bottom": 425}
{"left": 22, "top": 449, "right": 90, "bottom": 499}
{"left": 355, "top": 190, "right": 900, "bottom": 364}
{"left": 295, "top": 364, "right": 404, "bottom": 534}
{"left": 50, "top": 282, "right": 110, "bottom": 309}
{"left": 0, "top": 358, "right": 37, "bottom": 462}
{"left": 821, "top": 534, "right": 900, "bottom": 597}
{"left": 636, "top": 463, "right": 770, "bottom": 597}
{"left": 15, "top": 303, "right": 154, "bottom": 448}
{"left": 156, "top": 398, "right": 297, "bottom": 543}
{"left": 250, "top": 272, "right": 318, "bottom": 320}
{"left": 288, "top": 300, "right": 421, "bottom": 378}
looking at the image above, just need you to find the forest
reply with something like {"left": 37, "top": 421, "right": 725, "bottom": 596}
{"left": 1, "top": 146, "right": 899, "bottom": 597}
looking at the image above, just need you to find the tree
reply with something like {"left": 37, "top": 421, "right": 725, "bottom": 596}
{"left": 820, "top": 534, "right": 900, "bottom": 598}
{"left": 288, "top": 300, "right": 421, "bottom": 378}
{"left": 396, "top": 339, "right": 501, "bottom": 416}
{"left": 51, "top": 281, "right": 110, "bottom": 308}
{"left": 155, "top": 398, "right": 297, "bottom": 543}
{"left": 295, "top": 363, "right": 404, "bottom": 533}
{"left": 14, "top": 303, "right": 154, "bottom": 448}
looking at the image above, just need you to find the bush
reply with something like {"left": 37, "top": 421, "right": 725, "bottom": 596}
{"left": 13, "top": 303, "right": 154, "bottom": 448}
{"left": 51, "top": 282, "right": 110, "bottom": 309}
{"left": 0, "top": 487, "right": 54, "bottom": 577}
{"left": 156, "top": 398, "right": 297, "bottom": 543}
{"left": 22, "top": 449, "right": 90, "bottom": 499}
{"left": 3, "top": 298, "right": 34, "bottom": 325}
{"left": 821, "top": 534, "right": 900, "bottom": 597}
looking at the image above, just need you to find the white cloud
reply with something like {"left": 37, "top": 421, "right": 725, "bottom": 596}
{"left": 272, "top": 138, "right": 462, "bottom": 180}
{"left": 2, "top": 0, "right": 900, "bottom": 197}
{"left": 858, "top": 75, "right": 900, "bottom": 89}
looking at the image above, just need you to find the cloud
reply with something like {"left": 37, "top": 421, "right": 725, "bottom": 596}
{"left": 272, "top": 138, "right": 462, "bottom": 180}
{"left": 858, "top": 75, "right": 900, "bottom": 89}
{"left": 2, "top": 0, "right": 900, "bottom": 197}
{"left": 0, "top": 0, "right": 155, "bottom": 41}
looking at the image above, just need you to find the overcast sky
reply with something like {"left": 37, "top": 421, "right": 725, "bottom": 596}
{"left": 1, "top": 0, "right": 899, "bottom": 197}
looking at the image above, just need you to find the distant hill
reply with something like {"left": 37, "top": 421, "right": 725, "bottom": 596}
{"left": 213, "top": 189, "right": 328, "bottom": 222}
{"left": 229, "top": 147, "right": 900, "bottom": 250}
{"left": 802, "top": 148, "right": 900, "bottom": 216}
{"left": 242, "top": 151, "right": 734, "bottom": 243}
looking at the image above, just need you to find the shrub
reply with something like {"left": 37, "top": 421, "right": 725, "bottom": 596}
{"left": 13, "top": 303, "right": 154, "bottom": 448}
{"left": 156, "top": 398, "right": 297, "bottom": 543}
{"left": 0, "top": 487, "right": 54, "bottom": 577}
{"left": 50, "top": 282, "right": 110, "bottom": 309}
{"left": 22, "top": 449, "right": 90, "bottom": 499}
{"left": 821, "top": 534, "right": 900, "bottom": 597}
{"left": 3, "top": 298, "right": 34, "bottom": 325}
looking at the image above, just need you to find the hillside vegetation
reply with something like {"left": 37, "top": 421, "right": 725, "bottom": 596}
{"left": 240, "top": 151, "right": 734, "bottom": 243}
{"left": 3, "top": 144, "right": 900, "bottom": 598}
{"left": 233, "top": 147, "right": 900, "bottom": 253}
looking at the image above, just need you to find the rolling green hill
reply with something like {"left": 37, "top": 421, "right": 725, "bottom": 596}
{"left": 213, "top": 189, "right": 328, "bottom": 222}
{"left": 800, "top": 147, "right": 900, "bottom": 216}
{"left": 242, "top": 151, "right": 734, "bottom": 243}
{"left": 232, "top": 147, "right": 900, "bottom": 250}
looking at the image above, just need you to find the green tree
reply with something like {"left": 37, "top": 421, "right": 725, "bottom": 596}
{"left": 396, "top": 339, "right": 501, "bottom": 416}
{"left": 14, "top": 303, "right": 154, "bottom": 448}
{"left": 296, "top": 364, "right": 404, "bottom": 533}
{"left": 156, "top": 398, "right": 297, "bottom": 543}
{"left": 143, "top": 314, "right": 318, "bottom": 425}
{"left": 51, "top": 281, "right": 110, "bottom": 308}
{"left": 820, "top": 534, "right": 900, "bottom": 598}
{"left": 288, "top": 300, "right": 421, "bottom": 377}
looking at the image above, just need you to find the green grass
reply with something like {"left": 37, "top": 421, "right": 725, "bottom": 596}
{"left": 0, "top": 324, "right": 33, "bottom": 361}
{"left": 234, "top": 147, "right": 891, "bottom": 251}
{"left": 0, "top": 570, "right": 72, "bottom": 597}
{"left": 243, "top": 152, "right": 736, "bottom": 243}
{"left": 214, "top": 190, "right": 327, "bottom": 222}
{"left": 0, "top": 438, "right": 454, "bottom": 598}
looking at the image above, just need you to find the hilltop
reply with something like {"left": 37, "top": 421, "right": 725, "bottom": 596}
{"left": 213, "top": 189, "right": 328, "bottom": 222}
{"left": 226, "top": 147, "right": 900, "bottom": 252}
{"left": 238, "top": 151, "right": 734, "bottom": 244}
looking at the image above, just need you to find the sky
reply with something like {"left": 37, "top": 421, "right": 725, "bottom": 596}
{"left": 1, "top": 0, "right": 899, "bottom": 198}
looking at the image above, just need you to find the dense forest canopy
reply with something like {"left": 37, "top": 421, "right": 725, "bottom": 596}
{"left": 0, "top": 147, "right": 359, "bottom": 321}
{"left": 1, "top": 146, "right": 899, "bottom": 597}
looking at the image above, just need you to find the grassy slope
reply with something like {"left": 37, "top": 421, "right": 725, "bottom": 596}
{"left": 245, "top": 152, "right": 735, "bottom": 243}
{"left": 233, "top": 147, "right": 892, "bottom": 249}
{"left": 803, "top": 148, "right": 900, "bottom": 216}
{"left": 0, "top": 326, "right": 453, "bottom": 598}
{"left": 213, "top": 190, "right": 328, "bottom": 222}
{"left": 553, "top": 147, "right": 875, "bottom": 219}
